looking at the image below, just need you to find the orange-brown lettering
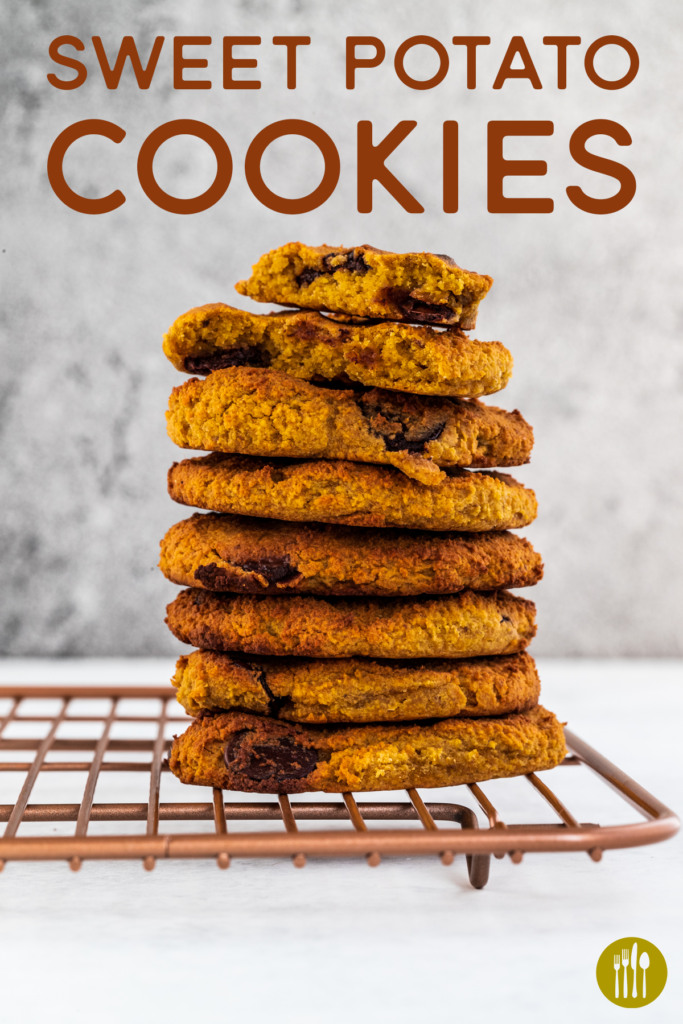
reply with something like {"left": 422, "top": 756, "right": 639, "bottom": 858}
{"left": 47, "top": 120, "right": 126, "bottom": 213}
{"left": 567, "top": 120, "right": 636, "bottom": 213}
{"left": 584, "top": 36, "right": 639, "bottom": 90}
{"left": 137, "top": 120, "right": 231, "bottom": 212}
{"left": 245, "top": 120, "right": 339, "bottom": 213}
{"left": 346, "top": 37, "right": 385, "bottom": 89}
{"left": 487, "top": 121, "right": 554, "bottom": 213}
{"left": 92, "top": 36, "right": 164, "bottom": 89}
{"left": 394, "top": 36, "right": 449, "bottom": 90}
{"left": 174, "top": 37, "right": 211, "bottom": 89}
{"left": 451, "top": 37, "right": 490, "bottom": 89}
{"left": 357, "top": 121, "right": 423, "bottom": 213}
{"left": 542, "top": 37, "right": 581, "bottom": 89}
{"left": 493, "top": 37, "right": 542, "bottom": 89}
{"left": 272, "top": 36, "right": 310, "bottom": 89}
{"left": 223, "top": 36, "right": 261, "bottom": 89}
{"left": 443, "top": 121, "right": 458, "bottom": 213}
{"left": 47, "top": 36, "right": 87, "bottom": 90}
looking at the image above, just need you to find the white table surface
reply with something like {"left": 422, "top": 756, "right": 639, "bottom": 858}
{"left": 0, "top": 657, "right": 680, "bottom": 1024}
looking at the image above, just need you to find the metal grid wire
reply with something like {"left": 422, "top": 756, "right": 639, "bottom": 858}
{"left": 0, "top": 685, "right": 678, "bottom": 889}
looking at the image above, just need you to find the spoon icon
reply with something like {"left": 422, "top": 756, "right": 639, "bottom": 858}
{"left": 639, "top": 951, "right": 650, "bottom": 998}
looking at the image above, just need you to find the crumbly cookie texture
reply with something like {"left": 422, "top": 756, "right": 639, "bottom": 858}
{"left": 172, "top": 649, "right": 541, "bottom": 723}
{"left": 163, "top": 304, "right": 511, "bottom": 398}
{"left": 168, "top": 704, "right": 565, "bottom": 794}
{"left": 166, "top": 367, "right": 532, "bottom": 486}
{"left": 165, "top": 588, "right": 536, "bottom": 659}
{"left": 234, "top": 243, "right": 493, "bottom": 328}
{"left": 167, "top": 454, "right": 537, "bottom": 532}
{"left": 160, "top": 513, "right": 543, "bottom": 596}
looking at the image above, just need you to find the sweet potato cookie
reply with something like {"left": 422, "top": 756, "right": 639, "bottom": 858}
{"left": 168, "top": 454, "right": 537, "bottom": 532}
{"left": 163, "top": 304, "right": 511, "bottom": 398}
{"left": 172, "top": 649, "right": 541, "bottom": 723}
{"left": 165, "top": 588, "right": 536, "bottom": 659}
{"left": 168, "top": 704, "right": 565, "bottom": 793}
{"left": 160, "top": 513, "right": 543, "bottom": 596}
{"left": 234, "top": 243, "right": 493, "bottom": 328}
{"left": 166, "top": 368, "right": 533, "bottom": 486}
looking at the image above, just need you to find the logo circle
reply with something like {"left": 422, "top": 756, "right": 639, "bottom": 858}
{"left": 596, "top": 937, "right": 667, "bottom": 1007}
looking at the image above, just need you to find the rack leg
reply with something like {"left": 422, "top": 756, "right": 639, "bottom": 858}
{"left": 459, "top": 806, "right": 490, "bottom": 889}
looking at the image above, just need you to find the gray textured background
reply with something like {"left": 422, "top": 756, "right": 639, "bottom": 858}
{"left": 1, "top": 0, "right": 682, "bottom": 656}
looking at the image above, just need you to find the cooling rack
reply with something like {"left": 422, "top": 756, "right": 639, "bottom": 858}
{"left": 0, "top": 684, "right": 678, "bottom": 889}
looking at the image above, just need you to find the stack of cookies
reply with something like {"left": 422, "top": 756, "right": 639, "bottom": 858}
{"left": 162, "top": 243, "right": 565, "bottom": 796}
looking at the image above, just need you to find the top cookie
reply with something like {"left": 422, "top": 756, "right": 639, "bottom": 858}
{"left": 235, "top": 243, "right": 493, "bottom": 327}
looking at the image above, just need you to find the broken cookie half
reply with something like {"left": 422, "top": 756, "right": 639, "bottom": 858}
{"left": 235, "top": 242, "right": 493, "bottom": 328}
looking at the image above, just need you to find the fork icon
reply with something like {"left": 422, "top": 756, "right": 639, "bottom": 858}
{"left": 613, "top": 954, "right": 621, "bottom": 998}
{"left": 622, "top": 948, "right": 630, "bottom": 997}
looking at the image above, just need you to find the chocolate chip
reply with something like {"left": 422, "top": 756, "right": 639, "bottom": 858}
{"left": 224, "top": 731, "right": 319, "bottom": 781}
{"left": 433, "top": 253, "right": 457, "bottom": 265}
{"left": 225, "top": 730, "right": 248, "bottom": 763}
{"left": 383, "top": 422, "right": 446, "bottom": 453}
{"left": 238, "top": 556, "right": 300, "bottom": 584}
{"left": 501, "top": 615, "right": 512, "bottom": 623}
{"left": 243, "top": 662, "right": 292, "bottom": 718}
{"left": 194, "top": 562, "right": 233, "bottom": 589}
{"left": 399, "top": 295, "right": 457, "bottom": 323}
{"left": 194, "top": 558, "right": 300, "bottom": 591}
{"left": 310, "top": 375, "right": 366, "bottom": 392}
{"left": 359, "top": 392, "right": 446, "bottom": 453}
{"left": 184, "top": 349, "right": 269, "bottom": 375}
{"left": 322, "top": 251, "right": 370, "bottom": 275}
{"left": 296, "top": 251, "right": 371, "bottom": 288}
{"left": 296, "top": 268, "right": 325, "bottom": 287}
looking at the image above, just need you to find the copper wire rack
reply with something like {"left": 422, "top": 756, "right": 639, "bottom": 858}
{"left": 0, "top": 684, "right": 678, "bottom": 889}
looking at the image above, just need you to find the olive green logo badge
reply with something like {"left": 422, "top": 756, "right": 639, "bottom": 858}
{"left": 596, "top": 937, "right": 667, "bottom": 1007}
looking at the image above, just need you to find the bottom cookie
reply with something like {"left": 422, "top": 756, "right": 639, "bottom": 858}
{"left": 168, "top": 705, "right": 565, "bottom": 794}
{"left": 172, "top": 650, "right": 541, "bottom": 723}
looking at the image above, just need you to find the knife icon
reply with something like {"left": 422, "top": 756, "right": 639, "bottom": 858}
{"left": 632, "top": 942, "right": 638, "bottom": 997}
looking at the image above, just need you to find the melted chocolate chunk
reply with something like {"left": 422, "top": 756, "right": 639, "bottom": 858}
{"left": 194, "top": 562, "right": 233, "bottom": 590}
{"left": 224, "top": 731, "right": 319, "bottom": 781}
{"left": 309, "top": 375, "right": 367, "bottom": 392}
{"left": 359, "top": 392, "right": 446, "bottom": 453}
{"left": 238, "top": 556, "right": 300, "bottom": 584}
{"left": 184, "top": 349, "right": 269, "bottom": 375}
{"left": 383, "top": 421, "right": 446, "bottom": 453}
{"left": 296, "top": 268, "right": 325, "bottom": 287}
{"left": 194, "top": 558, "right": 300, "bottom": 591}
{"left": 399, "top": 296, "right": 457, "bottom": 323}
{"left": 296, "top": 251, "right": 371, "bottom": 288}
{"left": 243, "top": 662, "right": 292, "bottom": 718}
{"left": 322, "top": 251, "right": 370, "bottom": 275}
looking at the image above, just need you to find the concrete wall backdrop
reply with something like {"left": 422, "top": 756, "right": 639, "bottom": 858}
{"left": 1, "top": 0, "right": 682, "bottom": 656}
